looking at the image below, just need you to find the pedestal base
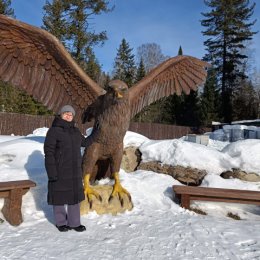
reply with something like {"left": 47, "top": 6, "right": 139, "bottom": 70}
{"left": 80, "top": 185, "right": 133, "bottom": 215}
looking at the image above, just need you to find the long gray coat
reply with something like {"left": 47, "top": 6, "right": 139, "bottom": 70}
{"left": 44, "top": 116, "right": 86, "bottom": 205}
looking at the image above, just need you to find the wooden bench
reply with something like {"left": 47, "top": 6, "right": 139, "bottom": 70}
{"left": 0, "top": 180, "right": 36, "bottom": 226}
{"left": 173, "top": 185, "right": 260, "bottom": 209}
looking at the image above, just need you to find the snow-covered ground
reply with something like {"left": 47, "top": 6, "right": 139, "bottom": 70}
{"left": 0, "top": 128, "right": 260, "bottom": 259}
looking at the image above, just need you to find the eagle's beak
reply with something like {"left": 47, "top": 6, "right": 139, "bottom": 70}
{"left": 116, "top": 91, "right": 123, "bottom": 98}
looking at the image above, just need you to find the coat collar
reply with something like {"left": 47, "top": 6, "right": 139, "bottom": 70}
{"left": 52, "top": 116, "right": 75, "bottom": 129}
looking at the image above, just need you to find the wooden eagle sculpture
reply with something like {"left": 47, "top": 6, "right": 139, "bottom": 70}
{"left": 0, "top": 14, "right": 209, "bottom": 207}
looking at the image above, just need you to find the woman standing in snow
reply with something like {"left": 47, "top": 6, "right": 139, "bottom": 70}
{"left": 44, "top": 105, "right": 87, "bottom": 232}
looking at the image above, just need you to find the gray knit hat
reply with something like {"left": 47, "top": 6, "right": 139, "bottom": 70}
{"left": 59, "top": 105, "right": 76, "bottom": 116}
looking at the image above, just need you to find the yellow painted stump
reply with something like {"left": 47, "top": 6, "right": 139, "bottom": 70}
{"left": 80, "top": 185, "right": 133, "bottom": 215}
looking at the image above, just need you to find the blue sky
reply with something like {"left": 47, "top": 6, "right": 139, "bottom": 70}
{"left": 10, "top": 0, "right": 260, "bottom": 74}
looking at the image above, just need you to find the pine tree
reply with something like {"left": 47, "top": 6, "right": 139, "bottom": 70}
{"left": 42, "top": 0, "right": 112, "bottom": 82}
{"left": 0, "top": 0, "right": 14, "bottom": 16}
{"left": 135, "top": 58, "right": 146, "bottom": 83}
{"left": 81, "top": 48, "right": 102, "bottom": 84}
{"left": 156, "top": 94, "right": 182, "bottom": 124}
{"left": 232, "top": 79, "right": 258, "bottom": 120}
{"left": 200, "top": 68, "right": 221, "bottom": 125}
{"left": 42, "top": 0, "right": 69, "bottom": 44}
{"left": 64, "top": 0, "right": 111, "bottom": 63}
{"left": 181, "top": 91, "right": 202, "bottom": 127}
{"left": 159, "top": 91, "right": 202, "bottom": 127}
{"left": 201, "top": 0, "right": 257, "bottom": 123}
{"left": 132, "top": 59, "right": 146, "bottom": 122}
{"left": 112, "top": 38, "right": 136, "bottom": 87}
{"left": 0, "top": 82, "right": 52, "bottom": 115}
{"left": 178, "top": 46, "right": 183, "bottom": 56}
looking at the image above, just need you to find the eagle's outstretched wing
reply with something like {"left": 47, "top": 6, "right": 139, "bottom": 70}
{"left": 129, "top": 55, "right": 210, "bottom": 118}
{"left": 0, "top": 14, "right": 104, "bottom": 122}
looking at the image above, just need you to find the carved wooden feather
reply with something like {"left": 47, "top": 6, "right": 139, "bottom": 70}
{"left": 129, "top": 55, "right": 209, "bottom": 118}
{"left": 0, "top": 14, "right": 210, "bottom": 124}
{"left": 0, "top": 14, "right": 104, "bottom": 123}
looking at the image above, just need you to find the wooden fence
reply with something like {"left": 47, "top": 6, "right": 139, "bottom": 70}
{"left": 0, "top": 112, "right": 210, "bottom": 139}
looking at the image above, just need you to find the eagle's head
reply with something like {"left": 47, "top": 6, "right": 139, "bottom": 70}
{"left": 107, "top": 80, "right": 128, "bottom": 100}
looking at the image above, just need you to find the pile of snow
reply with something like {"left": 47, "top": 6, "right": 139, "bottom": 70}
{"left": 0, "top": 128, "right": 260, "bottom": 259}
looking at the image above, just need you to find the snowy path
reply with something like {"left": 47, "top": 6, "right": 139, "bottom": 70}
{"left": 1, "top": 205, "right": 260, "bottom": 260}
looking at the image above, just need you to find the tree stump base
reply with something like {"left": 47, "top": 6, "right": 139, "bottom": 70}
{"left": 80, "top": 185, "right": 133, "bottom": 215}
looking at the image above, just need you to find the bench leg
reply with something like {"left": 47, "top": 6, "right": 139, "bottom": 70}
{"left": 2, "top": 188, "right": 23, "bottom": 226}
{"left": 181, "top": 194, "right": 190, "bottom": 209}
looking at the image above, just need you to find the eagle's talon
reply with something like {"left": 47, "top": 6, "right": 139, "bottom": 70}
{"left": 127, "top": 193, "right": 132, "bottom": 203}
{"left": 118, "top": 194, "right": 124, "bottom": 207}
{"left": 109, "top": 185, "right": 131, "bottom": 207}
{"left": 108, "top": 192, "right": 124, "bottom": 206}
{"left": 84, "top": 174, "right": 102, "bottom": 207}
{"left": 85, "top": 189, "right": 101, "bottom": 208}
{"left": 89, "top": 199, "right": 93, "bottom": 209}
{"left": 108, "top": 194, "right": 114, "bottom": 203}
